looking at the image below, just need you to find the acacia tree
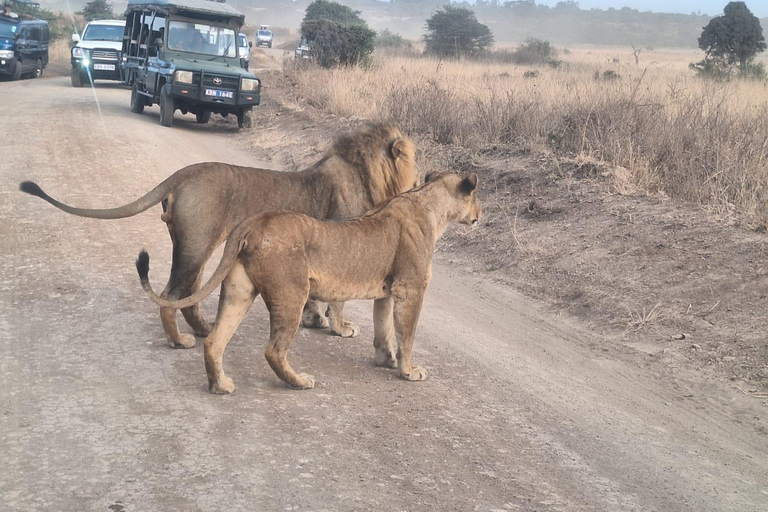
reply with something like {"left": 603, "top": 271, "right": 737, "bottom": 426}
{"left": 300, "top": 0, "right": 375, "bottom": 68}
{"left": 78, "top": 0, "right": 116, "bottom": 22}
{"left": 691, "top": 1, "right": 766, "bottom": 79}
{"left": 424, "top": 5, "right": 493, "bottom": 58}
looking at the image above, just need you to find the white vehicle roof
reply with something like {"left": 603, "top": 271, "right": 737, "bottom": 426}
{"left": 86, "top": 20, "right": 126, "bottom": 26}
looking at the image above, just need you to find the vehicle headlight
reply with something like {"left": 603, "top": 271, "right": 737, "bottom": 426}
{"left": 0, "top": 50, "right": 13, "bottom": 59}
{"left": 72, "top": 47, "right": 88, "bottom": 59}
{"left": 241, "top": 78, "right": 260, "bottom": 91}
{"left": 174, "top": 70, "right": 194, "bottom": 84}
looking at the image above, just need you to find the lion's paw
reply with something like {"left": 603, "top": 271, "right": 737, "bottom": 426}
{"left": 209, "top": 376, "right": 236, "bottom": 394}
{"left": 292, "top": 373, "right": 316, "bottom": 390}
{"left": 332, "top": 321, "right": 360, "bottom": 338}
{"left": 302, "top": 311, "right": 329, "bottom": 329}
{"left": 374, "top": 347, "right": 398, "bottom": 369}
{"left": 400, "top": 365, "right": 428, "bottom": 382}
{"left": 170, "top": 333, "right": 197, "bottom": 349}
{"left": 194, "top": 322, "right": 213, "bottom": 337}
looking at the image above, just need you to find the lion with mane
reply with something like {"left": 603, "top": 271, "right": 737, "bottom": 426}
{"left": 20, "top": 123, "right": 418, "bottom": 349}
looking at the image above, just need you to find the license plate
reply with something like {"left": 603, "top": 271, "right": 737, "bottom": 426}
{"left": 93, "top": 63, "right": 115, "bottom": 71}
{"left": 205, "top": 89, "right": 234, "bottom": 99}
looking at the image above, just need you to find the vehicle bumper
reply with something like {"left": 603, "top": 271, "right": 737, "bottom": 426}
{"left": 169, "top": 83, "right": 260, "bottom": 113}
{"left": 72, "top": 56, "right": 122, "bottom": 81}
{"left": 0, "top": 57, "right": 17, "bottom": 75}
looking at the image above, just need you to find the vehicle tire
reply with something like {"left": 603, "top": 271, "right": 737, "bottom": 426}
{"left": 34, "top": 59, "right": 42, "bottom": 79}
{"left": 11, "top": 60, "right": 22, "bottom": 81}
{"left": 71, "top": 68, "right": 83, "bottom": 87}
{"left": 195, "top": 111, "right": 211, "bottom": 124}
{"left": 159, "top": 84, "right": 174, "bottom": 127}
{"left": 268, "top": 42, "right": 272, "bottom": 48}
{"left": 130, "top": 83, "right": 145, "bottom": 114}
{"left": 237, "top": 109, "right": 252, "bottom": 129}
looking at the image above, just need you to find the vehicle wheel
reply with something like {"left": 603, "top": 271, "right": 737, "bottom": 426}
{"left": 159, "top": 84, "right": 175, "bottom": 127}
{"left": 195, "top": 111, "right": 211, "bottom": 124}
{"left": 34, "top": 59, "right": 42, "bottom": 79}
{"left": 268, "top": 42, "right": 272, "bottom": 48}
{"left": 237, "top": 109, "right": 252, "bottom": 129}
{"left": 130, "top": 83, "right": 145, "bottom": 114}
{"left": 71, "top": 68, "right": 83, "bottom": 87}
{"left": 11, "top": 60, "right": 22, "bottom": 81}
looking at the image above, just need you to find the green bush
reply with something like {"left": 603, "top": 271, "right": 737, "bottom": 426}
{"left": 300, "top": 0, "right": 376, "bottom": 68}
{"left": 375, "top": 29, "right": 412, "bottom": 51}
{"left": 424, "top": 5, "right": 494, "bottom": 58}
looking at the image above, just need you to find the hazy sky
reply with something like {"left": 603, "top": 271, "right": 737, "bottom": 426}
{"left": 536, "top": 1, "right": 768, "bottom": 17}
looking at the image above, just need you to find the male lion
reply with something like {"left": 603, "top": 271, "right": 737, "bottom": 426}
{"left": 20, "top": 123, "right": 417, "bottom": 349}
{"left": 136, "top": 172, "right": 481, "bottom": 393}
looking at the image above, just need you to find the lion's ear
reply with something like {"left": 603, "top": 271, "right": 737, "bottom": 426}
{"left": 460, "top": 173, "right": 478, "bottom": 194}
{"left": 424, "top": 171, "right": 443, "bottom": 183}
{"left": 391, "top": 139, "right": 406, "bottom": 160}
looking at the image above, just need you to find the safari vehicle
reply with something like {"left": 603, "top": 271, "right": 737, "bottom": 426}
{"left": 121, "top": 0, "right": 261, "bottom": 128}
{"left": 237, "top": 31, "right": 250, "bottom": 70}
{"left": 0, "top": 0, "right": 48, "bottom": 81}
{"left": 255, "top": 25, "right": 272, "bottom": 48}
{"left": 70, "top": 19, "right": 126, "bottom": 87}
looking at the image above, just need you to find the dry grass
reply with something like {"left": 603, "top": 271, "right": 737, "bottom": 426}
{"left": 284, "top": 46, "right": 768, "bottom": 224}
{"left": 46, "top": 39, "right": 72, "bottom": 77}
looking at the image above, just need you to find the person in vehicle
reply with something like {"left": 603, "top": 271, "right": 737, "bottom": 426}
{"left": 3, "top": 3, "right": 19, "bottom": 18}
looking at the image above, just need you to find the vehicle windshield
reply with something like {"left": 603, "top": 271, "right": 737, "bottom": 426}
{"left": 257, "top": 30, "right": 271, "bottom": 37}
{"left": 167, "top": 21, "right": 236, "bottom": 57}
{"left": 0, "top": 20, "right": 18, "bottom": 38}
{"left": 83, "top": 24, "right": 123, "bottom": 42}
{"left": 238, "top": 34, "right": 247, "bottom": 47}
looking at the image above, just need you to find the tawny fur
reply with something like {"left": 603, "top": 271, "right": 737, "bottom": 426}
{"left": 137, "top": 173, "right": 482, "bottom": 393}
{"left": 21, "top": 123, "right": 418, "bottom": 349}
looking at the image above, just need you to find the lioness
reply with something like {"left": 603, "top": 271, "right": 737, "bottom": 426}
{"left": 20, "top": 123, "right": 417, "bottom": 349}
{"left": 136, "top": 172, "right": 481, "bottom": 393}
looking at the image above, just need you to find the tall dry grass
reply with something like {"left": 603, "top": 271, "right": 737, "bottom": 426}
{"left": 284, "top": 47, "right": 768, "bottom": 224}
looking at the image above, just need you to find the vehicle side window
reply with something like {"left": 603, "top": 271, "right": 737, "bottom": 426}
{"left": 31, "top": 26, "right": 41, "bottom": 41}
{"left": 18, "top": 26, "right": 29, "bottom": 39}
{"left": 42, "top": 25, "right": 49, "bottom": 41}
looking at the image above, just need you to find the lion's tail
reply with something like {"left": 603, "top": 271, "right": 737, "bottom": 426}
{"left": 136, "top": 221, "right": 252, "bottom": 310}
{"left": 19, "top": 165, "right": 200, "bottom": 220}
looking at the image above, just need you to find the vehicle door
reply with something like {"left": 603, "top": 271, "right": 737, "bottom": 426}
{"left": 15, "top": 25, "right": 33, "bottom": 72}
{"left": 143, "top": 14, "right": 165, "bottom": 95}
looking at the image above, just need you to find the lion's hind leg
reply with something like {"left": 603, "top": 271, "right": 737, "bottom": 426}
{"left": 263, "top": 286, "right": 315, "bottom": 390}
{"left": 373, "top": 297, "right": 397, "bottom": 368}
{"left": 181, "top": 265, "right": 214, "bottom": 338}
{"left": 204, "top": 261, "right": 257, "bottom": 394}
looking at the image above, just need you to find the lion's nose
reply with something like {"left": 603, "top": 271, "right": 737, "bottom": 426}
{"left": 471, "top": 219, "right": 479, "bottom": 225}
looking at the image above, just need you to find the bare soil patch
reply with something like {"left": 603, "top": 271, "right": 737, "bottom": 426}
{"left": 253, "top": 67, "right": 768, "bottom": 396}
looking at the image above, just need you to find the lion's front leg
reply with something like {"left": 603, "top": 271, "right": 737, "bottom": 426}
{"left": 393, "top": 288, "right": 428, "bottom": 381}
{"left": 204, "top": 262, "right": 257, "bottom": 394}
{"left": 373, "top": 297, "right": 397, "bottom": 368}
{"left": 327, "top": 302, "right": 360, "bottom": 338}
{"left": 301, "top": 299, "right": 329, "bottom": 329}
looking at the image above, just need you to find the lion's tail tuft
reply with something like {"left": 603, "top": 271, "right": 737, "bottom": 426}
{"left": 136, "top": 250, "right": 150, "bottom": 283}
{"left": 19, "top": 181, "right": 48, "bottom": 199}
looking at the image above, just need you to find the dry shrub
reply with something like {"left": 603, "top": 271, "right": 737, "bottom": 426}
{"left": 282, "top": 51, "right": 768, "bottom": 222}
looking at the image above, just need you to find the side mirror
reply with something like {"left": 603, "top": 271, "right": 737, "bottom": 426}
{"left": 248, "top": 41, "right": 252, "bottom": 48}
{"left": 71, "top": 33, "right": 80, "bottom": 43}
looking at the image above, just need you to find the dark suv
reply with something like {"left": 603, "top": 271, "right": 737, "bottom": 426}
{"left": 0, "top": 12, "right": 48, "bottom": 80}
{"left": 121, "top": 0, "right": 261, "bottom": 129}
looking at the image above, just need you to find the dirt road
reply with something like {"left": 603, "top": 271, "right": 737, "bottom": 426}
{"left": 2, "top": 77, "right": 767, "bottom": 512}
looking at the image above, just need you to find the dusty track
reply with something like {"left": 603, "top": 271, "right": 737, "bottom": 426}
{"left": 1, "top": 77, "right": 766, "bottom": 511}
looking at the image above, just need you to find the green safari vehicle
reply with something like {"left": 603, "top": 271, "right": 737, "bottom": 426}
{"left": 121, "top": 0, "right": 261, "bottom": 128}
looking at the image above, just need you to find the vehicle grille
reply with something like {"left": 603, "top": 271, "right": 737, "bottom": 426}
{"left": 201, "top": 74, "right": 239, "bottom": 91}
{"left": 91, "top": 50, "right": 118, "bottom": 60}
